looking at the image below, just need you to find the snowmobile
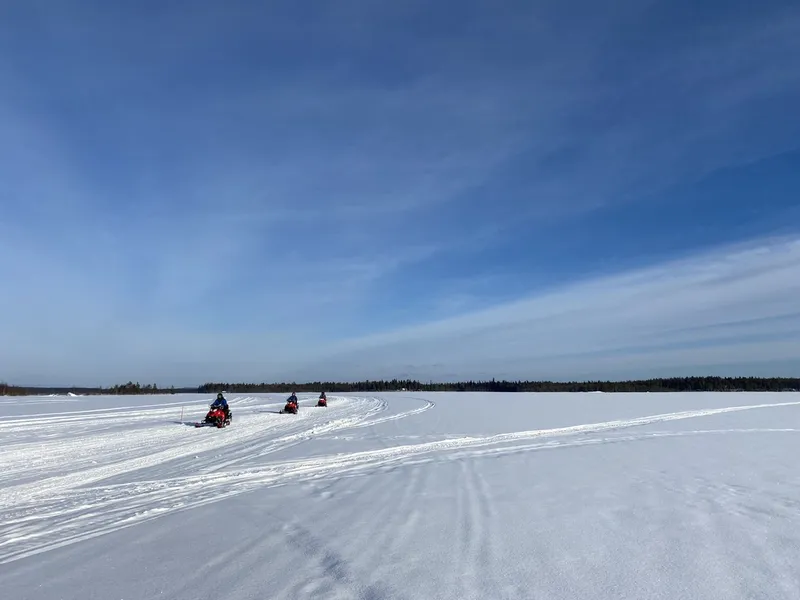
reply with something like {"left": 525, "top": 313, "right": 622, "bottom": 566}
{"left": 281, "top": 399, "right": 298, "bottom": 414}
{"left": 317, "top": 396, "right": 327, "bottom": 407}
{"left": 195, "top": 405, "right": 232, "bottom": 428}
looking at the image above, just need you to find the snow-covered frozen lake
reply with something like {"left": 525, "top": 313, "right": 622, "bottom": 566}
{"left": 1, "top": 391, "right": 799, "bottom": 599}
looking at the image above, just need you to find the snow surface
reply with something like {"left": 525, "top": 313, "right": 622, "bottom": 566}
{"left": 2, "top": 391, "right": 800, "bottom": 599}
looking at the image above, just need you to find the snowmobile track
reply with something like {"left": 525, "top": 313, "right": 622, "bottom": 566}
{"left": 1, "top": 395, "right": 798, "bottom": 565}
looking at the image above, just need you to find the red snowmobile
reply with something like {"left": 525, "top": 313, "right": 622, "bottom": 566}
{"left": 196, "top": 405, "right": 232, "bottom": 428}
{"left": 281, "top": 399, "right": 299, "bottom": 414}
{"left": 317, "top": 394, "right": 327, "bottom": 407}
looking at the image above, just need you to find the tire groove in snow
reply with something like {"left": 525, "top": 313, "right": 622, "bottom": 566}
{"left": 473, "top": 459, "right": 499, "bottom": 598}
{"left": 456, "top": 457, "right": 494, "bottom": 600}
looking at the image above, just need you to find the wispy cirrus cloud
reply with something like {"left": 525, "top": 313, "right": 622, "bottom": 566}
{"left": 1, "top": 0, "right": 799, "bottom": 384}
{"left": 294, "top": 236, "right": 800, "bottom": 381}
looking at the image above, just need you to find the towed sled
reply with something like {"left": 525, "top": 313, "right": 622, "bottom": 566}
{"left": 195, "top": 406, "right": 232, "bottom": 428}
{"left": 281, "top": 400, "right": 298, "bottom": 414}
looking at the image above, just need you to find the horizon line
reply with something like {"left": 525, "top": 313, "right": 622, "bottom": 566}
{"left": 2, "top": 374, "right": 799, "bottom": 391}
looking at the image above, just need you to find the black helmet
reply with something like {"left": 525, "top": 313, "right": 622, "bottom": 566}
{"left": 217, "top": 393, "right": 223, "bottom": 399}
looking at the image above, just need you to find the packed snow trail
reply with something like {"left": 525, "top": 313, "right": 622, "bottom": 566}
{"left": 2, "top": 392, "right": 800, "bottom": 599}
{"left": 0, "top": 393, "right": 436, "bottom": 563}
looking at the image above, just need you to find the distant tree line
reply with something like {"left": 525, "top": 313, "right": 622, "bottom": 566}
{"left": 196, "top": 376, "right": 800, "bottom": 393}
{"left": 105, "top": 381, "right": 184, "bottom": 395}
{"left": 1, "top": 376, "right": 798, "bottom": 397}
{"left": 0, "top": 381, "right": 195, "bottom": 397}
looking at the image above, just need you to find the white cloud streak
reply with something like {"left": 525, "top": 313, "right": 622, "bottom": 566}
{"left": 293, "top": 236, "right": 800, "bottom": 381}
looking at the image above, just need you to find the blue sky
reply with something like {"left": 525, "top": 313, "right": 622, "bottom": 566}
{"left": 1, "top": 0, "right": 799, "bottom": 386}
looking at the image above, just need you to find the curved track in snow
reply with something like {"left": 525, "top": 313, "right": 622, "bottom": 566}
{"left": 0, "top": 394, "right": 434, "bottom": 564}
{"left": 2, "top": 390, "right": 800, "bottom": 600}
